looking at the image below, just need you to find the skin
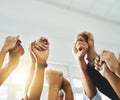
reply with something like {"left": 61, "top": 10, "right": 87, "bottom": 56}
{"left": 0, "top": 36, "right": 24, "bottom": 85}
{"left": 61, "top": 77, "right": 74, "bottom": 100}
{"left": 46, "top": 69, "right": 63, "bottom": 100}
{"left": 79, "top": 32, "right": 97, "bottom": 66}
{"left": 95, "top": 51, "right": 120, "bottom": 98}
{"left": 99, "top": 50, "right": 120, "bottom": 77}
{"left": 73, "top": 33, "right": 97, "bottom": 99}
{"left": 23, "top": 37, "right": 49, "bottom": 100}
{"left": 79, "top": 32, "right": 120, "bottom": 98}
{"left": 0, "top": 36, "right": 19, "bottom": 69}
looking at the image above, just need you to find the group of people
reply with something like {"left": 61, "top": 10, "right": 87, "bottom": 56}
{"left": 0, "top": 32, "right": 120, "bottom": 100}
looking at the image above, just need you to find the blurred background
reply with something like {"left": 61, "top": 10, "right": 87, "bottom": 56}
{"left": 0, "top": 0, "right": 120, "bottom": 99}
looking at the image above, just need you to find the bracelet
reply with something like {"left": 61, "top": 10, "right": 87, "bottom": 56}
{"left": 87, "top": 57, "right": 95, "bottom": 63}
{"left": 37, "top": 63, "right": 48, "bottom": 68}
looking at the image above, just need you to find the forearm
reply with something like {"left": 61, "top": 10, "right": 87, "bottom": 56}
{"left": 0, "top": 64, "right": 15, "bottom": 85}
{"left": 0, "top": 48, "right": 7, "bottom": 69}
{"left": 105, "top": 69, "right": 120, "bottom": 97}
{"left": 87, "top": 47, "right": 97, "bottom": 66}
{"left": 78, "top": 61, "right": 97, "bottom": 99}
{"left": 48, "top": 86, "right": 59, "bottom": 100}
{"left": 116, "top": 63, "right": 120, "bottom": 78}
{"left": 63, "top": 83, "right": 74, "bottom": 100}
{"left": 24, "top": 62, "right": 35, "bottom": 96}
{"left": 0, "top": 57, "right": 19, "bottom": 85}
{"left": 27, "top": 63, "right": 45, "bottom": 100}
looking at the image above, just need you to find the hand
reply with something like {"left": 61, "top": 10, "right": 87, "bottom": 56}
{"left": 30, "top": 37, "right": 49, "bottom": 64}
{"left": 46, "top": 69, "right": 63, "bottom": 89}
{"left": 95, "top": 56, "right": 109, "bottom": 77}
{"left": 35, "top": 37, "right": 49, "bottom": 51}
{"left": 3, "top": 36, "right": 19, "bottom": 52}
{"left": 9, "top": 42, "right": 24, "bottom": 58}
{"left": 73, "top": 34, "right": 88, "bottom": 61}
{"left": 79, "top": 32, "right": 97, "bottom": 65}
{"left": 9, "top": 42, "right": 24, "bottom": 68}
{"left": 99, "top": 50, "right": 119, "bottom": 73}
{"left": 79, "top": 32, "right": 94, "bottom": 48}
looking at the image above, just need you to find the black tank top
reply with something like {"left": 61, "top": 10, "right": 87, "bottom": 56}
{"left": 87, "top": 64, "right": 119, "bottom": 100}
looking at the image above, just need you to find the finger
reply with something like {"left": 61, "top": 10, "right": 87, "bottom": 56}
{"left": 94, "top": 61, "right": 102, "bottom": 70}
{"left": 76, "top": 41, "right": 83, "bottom": 51}
{"left": 12, "top": 45, "right": 24, "bottom": 55}
{"left": 95, "top": 55, "right": 100, "bottom": 62}
{"left": 15, "top": 35, "right": 20, "bottom": 40}
{"left": 99, "top": 53, "right": 109, "bottom": 63}
{"left": 42, "top": 38, "right": 49, "bottom": 45}
{"left": 38, "top": 37, "right": 49, "bottom": 45}
{"left": 39, "top": 44, "right": 48, "bottom": 50}
{"left": 35, "top": 42, "right": 47, "bottom": 51}
{"left": 75, "top": 36, "right": 86, "bottom": 46}
{"left": 34, "top": 41, "right": 42, "bottom": 50}
{"left": 77, "top": 36, "right": 86, "bottom": 42}
{"left": 79, "top": 31, "right": 88, "bottom": 41}
{"left": 36, "top": 42, "right": 49, "bottom": 50}
{"left": 32, "top": 46, "right": 39, "bottom": 56}
{"left": 77, "top": 31, "right": 87, "bottom": 38}
{"left": 30, "top": 41, "right": 36, "bottom": 51}
{"left": 72, "top": 43, "right": 78, "bottom": 54}
{"left": 76, "top": 40, "right": 88, "bottom": 51}
{"left": 101, "top": 50, "right": 109, "bottom": 53}
{"left": 16, "top": 40, "right": 21, "bottom": 46}
{"left": 34, "top": 44, "right": 42, "bottom": 51}
{"left": 95, "top": 65, "right": 102, "bottom": 71}
{"left": 80, "top": 31, "right": 92, "bottom": 37}
{"left": 95, "top": 57, "right": 101, "bottom": 66}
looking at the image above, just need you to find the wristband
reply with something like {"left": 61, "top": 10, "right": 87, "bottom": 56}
{"left": 37, "top": 63, "right": 48, "bottom": 68}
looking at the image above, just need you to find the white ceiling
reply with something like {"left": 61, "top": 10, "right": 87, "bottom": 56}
{"left": 42, "top": 0, "right": 120, "bottom": 25}
{"left": 0, "top": 0, "right": 120, "bottom": 66}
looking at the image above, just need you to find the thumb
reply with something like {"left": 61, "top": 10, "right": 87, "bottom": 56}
{"left": 15, "top": 35, "right": 20, "bottom": 40}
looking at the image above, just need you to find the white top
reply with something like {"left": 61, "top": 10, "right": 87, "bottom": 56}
{"left": 83, "top": 91, "right": 102, "bottom": 100}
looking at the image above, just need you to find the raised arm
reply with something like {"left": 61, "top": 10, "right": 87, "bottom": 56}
{"left": 0, "top": 38, "right": 24, "bottom": 85}
{"left": 79, "top": 32, "right": 97, "bottom": 66}
{"left": 0, "top": 36, "right": 19, "bottom": 69}
{"left": 95, "top": 50, "right": 120, "bottom": 98}
{"left": 23, "top": 48, "right": 36, "bottom": 99}
{"left": 26, "top": 37, "right": 49, "bottom": 100}
{"left": 46, "top": 69, "right": 63, "bottom": 100}
{"left": 73, "top": 33, "right": 97, "bottom": 99}
{"left": 100, "top": 50, "right": 120, "bottom": 77}
{"left": 61, "top": 77, "right": 74, "bottom": 100}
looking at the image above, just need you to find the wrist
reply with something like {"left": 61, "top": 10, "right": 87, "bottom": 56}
{"left": 1, "top": 47, "right": 8, "bottom": 54}
{"left": 87, "top": 47, "right": 97, "bottom": 58}
{"left": 37, "top": 59, "right": 47, "bottom": 64}
{"left": 9, "top": 55, "right": 20, "bottom": 61}
{"left": 77, "top": 60, "right": 88, "bottom": 71}
{"left": 76, "top": 57, "right": 85, "bottom": 63}
{"left": 87, "top": 57, "right": 95, "bottom": 65}
{"left": 8, "top": 59, "right": 19, "bottom": 69}
{"left": 37, "top": 62, "right": 48, "bottom": 68}
{"left": 49, "top": 85, "right": 59, "bottom": 91}
{"left": 104, "top": 67, "right": 111, "bottom": 79}
{"left": 87, "top": 47, "right": 97, "bottom": 65}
